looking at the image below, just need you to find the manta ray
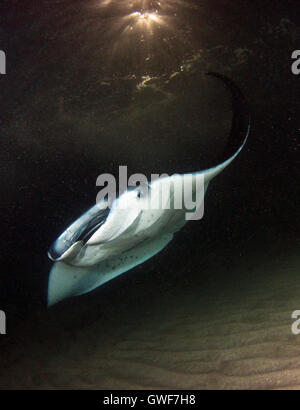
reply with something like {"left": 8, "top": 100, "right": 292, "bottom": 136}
{"left": 47, "top": 73, "right": 250, "bottom": 306}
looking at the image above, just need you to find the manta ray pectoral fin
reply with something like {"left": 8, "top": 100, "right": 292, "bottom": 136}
{"left": 47, "top": 233, "right": 173, "bottom": 306}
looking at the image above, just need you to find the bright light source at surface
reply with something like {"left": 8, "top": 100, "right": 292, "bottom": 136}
{"left": 94, "top": 0, "right": 163, "bottom": 12}
{"left": 87, "top": 0, "right": 200, "bottom": 73}
{"left": 90, "top": 0, "right": 198, "bottom": 35}
{"left": 129, "top": 10, "right": 164, "bottom": 31}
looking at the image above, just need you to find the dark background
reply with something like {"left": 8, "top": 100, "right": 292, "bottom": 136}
{"left": 0, "top": 0, "right": 298, "bottom": 388}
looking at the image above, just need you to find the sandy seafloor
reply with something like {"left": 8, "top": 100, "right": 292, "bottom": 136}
{"left": 0, "top": 0, "right": 299, "bottom": 390}
{"left": 1, "top": 232, "right": 300, "bottom": 390}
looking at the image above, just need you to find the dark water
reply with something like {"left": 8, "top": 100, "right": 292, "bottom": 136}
{"left": 0, "top": 0, "right": 299, "bottom": 389}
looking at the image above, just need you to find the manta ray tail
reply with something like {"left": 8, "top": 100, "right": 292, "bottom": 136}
{"left": 199, "top": 72, "right": 250, "bottom": 183}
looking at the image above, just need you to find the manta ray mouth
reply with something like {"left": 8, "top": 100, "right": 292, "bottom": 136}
{"left": 48, "top": 205, "right": 110, "bottom": 262}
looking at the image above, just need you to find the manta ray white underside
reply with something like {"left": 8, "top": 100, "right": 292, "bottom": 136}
{"left": 47, "top": 73, "right": 250, "bottom": 306}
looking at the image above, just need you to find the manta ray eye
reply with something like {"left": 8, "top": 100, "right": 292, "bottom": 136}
{"left": 136, "top": 182, "right": 150, "bottom": 199}
{"left": 136, "top": 183, "right": 150, "bottom": 199}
